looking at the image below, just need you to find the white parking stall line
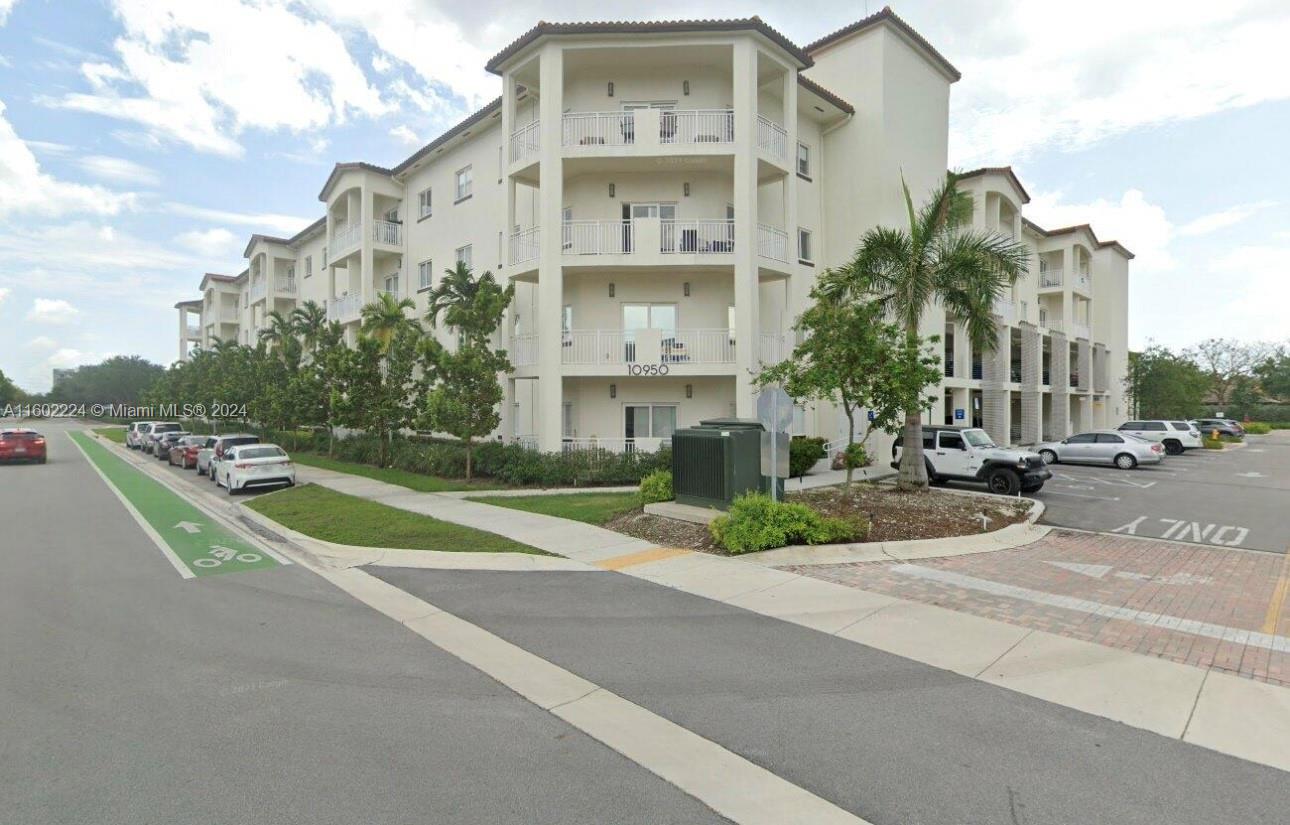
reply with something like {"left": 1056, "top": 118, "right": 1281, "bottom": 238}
{"left": 1041, "top": 490, "right": 1121, "bottom": 501}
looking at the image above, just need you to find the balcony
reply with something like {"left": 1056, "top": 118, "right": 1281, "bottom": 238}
{"left": 561, "top": 219, "right": 735, "bottom": 257}
{"left": 326, "top": 293, "right": 363, "bottom": 324}
{"left": 248, "top": 280, "right": 266, "bottom": 303}
{"left": 328, "top": 223, "right": 361, "bottom": 261}
{"left": 561, "top": 109, "right": 735, "bottom": 152}
{"left": 1039, "top": 269, "right": 1063, "bottom": 288}
{"left": 757, "top": 224, "right": 788, "bottom": 262}
{"left": 510, "top": 119, "right": 540, "bottom": 164}
{"left": 1074, "top": 270, "right": 1091, "bottom": 292}
{"left": 759, "top": 331, "right": 790, "bottom": 364}
{"left": 185, "top": 324, "right": 201, "bottom": 337}
{"left": 992, "top": 297, "right": 1016, "bottom": 324}
{"left": 509, "top": 332, "right": 538, "bottom": 367}
{"left": 755, "top": 115, "right": 787, "bottom": 160}
{"left": 276, "top": 276, "right": 297, "bottom": 295}
{"left": 1072, "top": 321, "right": 1091, "bottom": 340}
{"left": 372, "top": 219, "right": 402, "bottom": 247}
{"left": 563, "top": 328, "right": 735, "bottom": 368}
{"left": 510, "top": 226, "right": 540, "bottom": 266}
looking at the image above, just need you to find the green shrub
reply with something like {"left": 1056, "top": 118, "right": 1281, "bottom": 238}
{"left": 789, "top": 436, "right": 827, "bottom": 477}
{"left": 639, "top": 469, "right": 673, "bottom": 503}
{"left": 708, "top": 492, "right": 867, "bottom": 554}
{"left": 842, "top": 442, "right": 871, "bottom": 469}
{"left": 1202, "top": 437, "right": 1224, "bottom": 450}
{"left": 1243, "top": 422, "right": 1272, "bottom": 434}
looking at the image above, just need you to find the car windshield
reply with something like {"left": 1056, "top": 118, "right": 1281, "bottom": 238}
{"left": 963, "top": 430, "right": 995, "bottom": 448}
{"left": 237, "top": 447, "right": 286, "bottom": 459}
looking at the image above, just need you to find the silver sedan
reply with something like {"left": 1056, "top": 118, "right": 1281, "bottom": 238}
{"left": 1035, "top": 430, "right": 1164, "bottom": 470}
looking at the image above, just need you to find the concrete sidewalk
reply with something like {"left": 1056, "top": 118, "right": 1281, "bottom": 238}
{"left": 296, "top": 463, "right": 1290, "bottom": 772}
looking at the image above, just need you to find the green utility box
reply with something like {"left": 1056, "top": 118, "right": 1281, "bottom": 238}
{"left": 672, "top": 418, "right": 767, "bottom": 509}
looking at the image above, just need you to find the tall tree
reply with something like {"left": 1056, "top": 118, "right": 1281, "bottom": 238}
{"left": 258, "top": 310, "right": 295, "bottom": 352}
{"left": 1125, "top": 345, "right": 1210, "bottom": 419}
{"left": 1254, "top": 346, "right": 1290, "bottom": 401}
{"left": 0, "top": 367, "right": 26, "bottom": 406}
{"left": 821, "top": 173, "right": 1029, "bottom": 491}
{"left": 424, "top": 261, "right": 514, "bottom": 343}
{"left": 418, "top": 337, "right": 509, "bottom": 480}
{"left": 290, "top": 300, "right": 329, "bottom": 357}
{"left": 331, "top": 329, "right": 418, "bottom": 466}
{"left": 758, "top": 287, "right": 940, "bottom": 491}
{"left": 1186, "top": 338, "right": 1268, "bottom": 406}
{"left": 360, "top": 292, "right": 419, "bottom": 352}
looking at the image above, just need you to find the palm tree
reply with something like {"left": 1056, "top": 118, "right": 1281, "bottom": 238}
{"left": 290, "top": 300, "right": 328, "bottom": 355}
{"left": 210, "top": 337, "right": 241, "bottom": 356}
{"left": 258, "top": 310, "right": 294, "bottom": 352}
{"left": 360, "top": 291, "right": 418, "bottom": 351}
{"left": 822, "top": 173, "right": 1029, "bottom": 491}
{"left": 424, "top": 261, "right": 511, "bottom": 340}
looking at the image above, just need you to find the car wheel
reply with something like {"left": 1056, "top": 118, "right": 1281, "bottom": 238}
{"left": 1163, "top": 439, "right": 1183, "bottom": 455}
{"left": 986, "top": 468, "right": 1021, "bottom": 496}
{"left": 1038, "top": 449, "right": 1058, "bottom": 465}
{"left": 1114, "top": 452, "right": 1138, "bottom": 470}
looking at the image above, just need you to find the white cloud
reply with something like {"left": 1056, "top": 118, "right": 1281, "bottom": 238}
{"left": 390, "top": 124, "right": 421, "bottom": 147}
{"left": 165, "top": 202, "right": 312, "bottom": 236}
{"left": 949, "top": 0, "right": 1290, "bottom": 165}
{"left": 25, "top": 335, "right": 56, "bottom": 350}
{"left": 45, "top": 347, "right": 113, "bottom": 370}
{"left": 1202, "top": 244, "right": 1290, "bottom": 341}
{"left": 75, "top": 154, "right": 161, "bottom": 187}
{"left": 1175, "top": 201, "right": 1277, "bottom": 238}
{"left": 46, "top": 0, "right": 392, "bottom": 157}
{"left": 0, "top": 223, "right": 193, "bottom": 288}
{"left": 173, "top": 227, "right": 239, "bottom": 257}
{"left": 0, "top": 99, "right": 137, "bottom": 218}
{"left": 1027, "top": 188, "right": 1174, "bottom": 273}
{"left": 27, "top": 298, "right": 81, "bottom": 325}
{"left": 0, "top": 285, "right": 9, "bottom": 305}
{"left": 0, "top": 0, "right": 17, "bottom": 26}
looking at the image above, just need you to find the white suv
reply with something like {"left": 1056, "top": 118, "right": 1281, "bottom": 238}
{"left": 1116, "top": 420, "right": 1201, "bottom": 455}
{"left": 891, "top": 425, "right": 1051, "bottom": 495}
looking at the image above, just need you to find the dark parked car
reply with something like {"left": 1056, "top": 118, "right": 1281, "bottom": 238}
{"left": 154, "top": 431, "right": 190, "bottom": 460}
{"left": 1192, "top": 419, "right": 1244, "bottom": 439}
{"left": 169, "top": 435, "right": 211, "bottom": 469}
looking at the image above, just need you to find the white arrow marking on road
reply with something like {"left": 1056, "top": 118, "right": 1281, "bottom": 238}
{"left": 174, "top": 521, "right": 203, "bottom": 534}
{"left": 1043, "top": 561, "right": 1113, "bottom": 579}
{"left": 1111, "top": 516, "right": 1146, "bottom": 535}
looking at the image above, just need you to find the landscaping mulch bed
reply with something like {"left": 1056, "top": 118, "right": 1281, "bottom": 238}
{"left": 605, "top": 482, "right": 1032, "bottom": 554}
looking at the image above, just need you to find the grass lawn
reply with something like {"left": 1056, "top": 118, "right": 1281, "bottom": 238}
{"left": 246, "top": 484, "right": 543, "bottom": 554}
{"left": 94, "top": 427, "right": 127, "bottom": 443}
{"left": 467, "top": 491, "right": 641, "bottom": 526}
{"left": 290, "top": 451, "right": 501, "bottom": 493}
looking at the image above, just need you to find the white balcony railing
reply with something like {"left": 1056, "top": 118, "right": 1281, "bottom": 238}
{"left": 563, "top": 220, "right": 632, "bottom": 255}
{"left": 372, "top": 219, "right": 402, "bottom": 247}
{"left": 1039, "top": 269, "right": 1063, "bottom": 288}
{"left": 757, "top": 224, "right": 789, "bottom": 262}
{"left": 275, "top": 276, "right": 297, "bottom": 295}
{"left": 328, "top": 222, "right": 361, "bottom": 260}
{"left": 509, "top": 119, "right": 540, "bottom": 163}
{"left": 759, "top": 332, "right": 790, "bottom": 364}
{"left": 509, "top": 226, "right": 540, "bottom": 265}
{"left": 562, "top": 328, "right": 735, "bottom": 366}
{"left": 326, "top": 293, "right": 363, "bottom": 324}
{"left": 660, "top": 219, "right": 734, "bottom": 253}
{"left": 560, "top": 437, "right": 666, "bottom": 455}
{"left": 1072, "top": 321, "right": 1091, "bottom": 340}
{"left": 185, "top": 324, "right": 201, "bottom": 337}
{"left": 1074, "top": 270, "right": 1090, "bottom": 291}
{"left": 664, "top": 109, "right": 734, "bottom": 145}
{"left": 756, "top": 114, "right": 787, "bottom": 159}
{"left": 1047, "top": 320, "right": 1065, "bottom": 335}
{"left": 218, "top": 307, "right": 238, "bottom": 322}
{"left": 509, "top": 333, "right": 538, "bottom": 367}
{"left": 562, "top": 111, "right": 635, "bottom": 147}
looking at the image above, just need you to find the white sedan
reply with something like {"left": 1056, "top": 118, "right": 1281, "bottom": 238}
{"left": 215, "top": 443, "right": 296, "bottom": 495}
{"left": 1034, "top": 430, "right": 1164, "bottom": 470}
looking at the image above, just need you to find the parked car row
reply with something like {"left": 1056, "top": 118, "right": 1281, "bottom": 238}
{"left": 123, "top": 422, "right": 295, "bottom": 495}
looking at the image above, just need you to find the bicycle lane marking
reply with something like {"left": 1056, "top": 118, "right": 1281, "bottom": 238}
{"left": 68, "top": 431, "right": 284, "bottom": 578}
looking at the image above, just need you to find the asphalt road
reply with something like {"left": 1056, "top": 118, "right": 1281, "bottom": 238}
{"left": 0, "top": 419, "right": 730, "bottom": 825}
{"left": 1030, "top": 432, "right": 1290, "bottom": 553}
{"left": 373, "top": 566, "right": 1290, "bottom": 825}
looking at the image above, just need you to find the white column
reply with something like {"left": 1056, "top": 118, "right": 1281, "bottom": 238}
{"left": 535, "top": 45, "right": 565, "bottom": 451}
{"left": 177, "top": 308, "right": 187, "bottom": 361}
{"left": 360, "top": 185, "right": 373, "bottom": 306}
{"left": 731, "top": 40, "right": 760, "bottom": 417}
{"left": 781, "top": 64, "right": 799, "bottom": 313}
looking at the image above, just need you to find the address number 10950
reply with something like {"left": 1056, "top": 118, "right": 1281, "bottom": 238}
{"left": 627, "top": 364, "right": 670, "bottom": 376}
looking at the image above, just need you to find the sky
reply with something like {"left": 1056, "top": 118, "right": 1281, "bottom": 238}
{"left": 1, "top": 0, "right": 1288, "bottom": 392}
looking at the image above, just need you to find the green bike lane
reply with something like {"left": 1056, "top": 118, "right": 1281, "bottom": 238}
{"left": 68, "top": 431, "right": 286, "bottom": 578}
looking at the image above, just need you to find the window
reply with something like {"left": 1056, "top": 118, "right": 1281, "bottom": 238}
{"left": 497, "top": 230, "right": 503, "bottom": 267}
{"left": 1170, "top": 421, "right": 1191, "bottom": 431}
{"left": 418, "top": 188, "right": 432, "bottom": 219}
{"left": 418, "top": 259, "right": 433, "bottom": 290}
{"left": 304, "top": 256, "right": 312, "bottom": 278}
{"left": 321, "top": 247, "right": 328, "bottom": 269}
{"left": 383, "top": 274, "right": 399, "bottom": 298}
{"left": 938, "top": 431, "right": 965, "bottom": 450}
{"left": 797, "top": 228, "right": 813, "bottom": 263}
{"left": 1095, "top": 433, "right": 1125, "bottom": 444}
{"left": 561, "top": 305, "right": 572, "bottom": 333}
{"left": 964, "top": 430, "right": 995, "bottom": 447}
{"left": 455, "top": 166, "right": 473, "bottom": 201}
{"left": 455, "top": 244, "right": 472, "bottom": 270}
{"left": 383, "top": 206, "right": 399, "bottom": 223}
{"left": 1067, "top": 433, "right": 1098, "bottom": 444}
{"left": 624, "top": 404, "right": 677, "bottom": 440}
{"left": 1142, "top": 422, "right": 1167, "bottom": 431}
{"left": 796, "top": 142, "right": 811, "bottom": 177}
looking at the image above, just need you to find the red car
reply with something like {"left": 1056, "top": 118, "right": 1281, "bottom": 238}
{"left": 169, "top": 435, "right": 211, "bottom": 469}
{"left": 0, "top": 428, "right": 47, "bottom": 464}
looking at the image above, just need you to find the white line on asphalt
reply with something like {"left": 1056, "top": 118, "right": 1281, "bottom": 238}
{"left": 67, "top": 433, "right": 195, "bottom": 580}
{"left": 314, "top": 565, "right": 872, "bottom": 825}
{"left": 1040, "top": 490, "right": 1121, "bottom": 501}
{"left": 892, "top": 564, "right": 1290, "bottom": 655}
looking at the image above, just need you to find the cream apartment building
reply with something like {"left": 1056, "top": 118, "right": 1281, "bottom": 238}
{"left": 175, "top": 9, "right": 1132, "bottom": 453}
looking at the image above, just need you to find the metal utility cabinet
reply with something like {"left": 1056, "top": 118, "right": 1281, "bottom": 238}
{"left": 671, "top": 418, "right": 766, "bottom": 509}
